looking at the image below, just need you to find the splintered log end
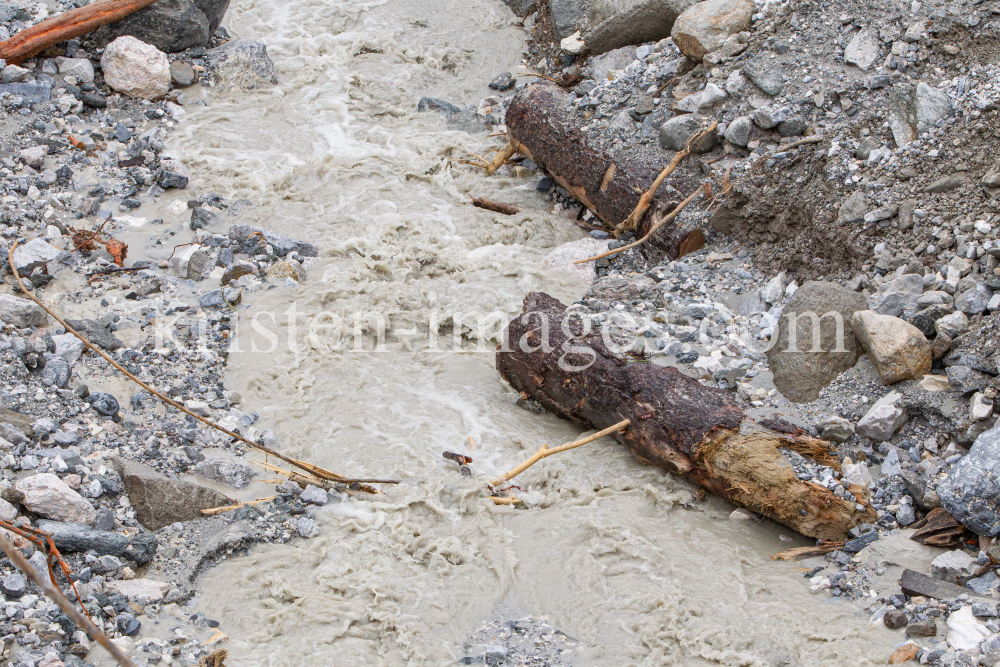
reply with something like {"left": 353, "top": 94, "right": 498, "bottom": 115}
{"left": 705, "top": 429, "right": 875, "bottom": 542}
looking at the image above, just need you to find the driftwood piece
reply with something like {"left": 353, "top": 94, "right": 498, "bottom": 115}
{"left": 0, "top": 0, "right": 163, "bottom": 65}
{"left": 909, "top": 507, "right": 969, "bottom": 548}
{"left": 770, "top": 541, "right": 845, "bottom": 561}
{"left": 495, "top": 292, "right": 876, "bottom": 540}
{"left": 505, "top": 84, "right": 705, "bottom": 259}
{"left": 471, "top": 196, "right": 521, "bottom": 215}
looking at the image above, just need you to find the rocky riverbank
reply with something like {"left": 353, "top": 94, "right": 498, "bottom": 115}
{"left": 3, "top": 0, "right": 1000, "bottom": 663}
{"left": 0, "top": 2, "right": 344, "bottom": 665}
{"left": 403, "top": 0, "right": 1000, "bottom": 662}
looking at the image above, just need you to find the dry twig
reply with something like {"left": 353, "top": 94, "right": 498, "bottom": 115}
{"left": 575, "top": 184, "right": 705, "bottom": 264}
{"left": 772, "top": 135, "right": 825, "bottom": 154}
{"left": 616, "top": 121, "right": 717, "bottom": 234}
{"left": 470, "top": 196, "right": 521, "bottom": 215}
{"left": 8, "top": 241, "right": 396, "bottom": 486}
{"left": 491, "top": 419, "right": 630, "bottom": 487}
{"left": 0, "top": 531, "right": 137, "bottom": 667}
{"left": 201, "top": 496, "right": 277, "bottom": 516}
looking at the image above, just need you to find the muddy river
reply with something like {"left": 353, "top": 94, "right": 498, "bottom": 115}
{"left": 159, "top": 0, "right": 901, "bottom": 662}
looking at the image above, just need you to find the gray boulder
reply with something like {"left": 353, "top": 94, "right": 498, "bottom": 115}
{"left": 112, "top": 456, "right": 232, "bottom": 531}
{"left": 767, "top": 281, "right": 867, "bottom": 403}
{"left": 659, "top": 114, "right": 718, "bottom": 152}
{"left": 550, "top": 0, "right": 588, "bottom": 39}
{"left": 957, "top": 282, "right": 993, "bottom": 315}
{"left": 584, "top": 0, "right": 696, "bottom": 56}
{"left": 194, "top": 458, "right": 256, "bottom": 489}
{"left": 229, "top": 225, "right": 318, "bottom": 257}
{"left": 64, "top": 318, "right": 124, "bottom": 351}
{"left": 36, "top": 520, "right": 158, "bottom": 564}
{"left": 0, "top": 294, "right": 49, "bottom": 329}
{"left": 205, "top": 39, "right": 277, "bottom": 90}
{"left": 939, "top": 424, "right": 1000, "bottom": 536}
{"left": 889, "top": 82, "right": 954, "bottom": 147}
{"left": 724, "top": 116, "right": 751, "bottom": 146}
{"left": 92, "top": 0, "right": 229, "bottom": 53}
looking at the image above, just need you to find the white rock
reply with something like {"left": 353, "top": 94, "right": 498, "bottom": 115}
{"left": 57, "top": 57, "right": 94, "bottom": 83}
{"left": 762, "top": 271, "right": 787, "bottom": 304}
{"left": 841, "top": 461, "right": 873, "bottom": 487}
{"left": 844, "top": 27, "right": 881, "bottom": 70}
{"left": 971, "top": 392, "right": 994, "bottom": 422}
{"left": 932, "top": 550, "right": 977, "bottom": 580}
{"left": 856, "top": 391, "right": 907, "bottom": 441}
{"left": 100, "top": 36, "right": 171, "bottom": 100}
{"left": 19, "top": 145, "right": 47, "bottom": 169}
{"left": 52, "top": 333, "right": 84, "bottom": 363}
{"left": 14, "top": 473, "right": 96, "bottom": 524}
{"left": 12, "top": 238, "right": 61, "bottom": 272}
{"left": 947, "top": 606, "right": 990, "bottom": 651}
{"left": 300, "top": 485, "right": 329, "bottom": 505}
{"left": 541, "top": 238, "right": 610, "bottom": 283}
{"left": 677, "top": 83, "right": 728, "bottom": 112}
{"left": 918, "top": 374, "right": 950, "bottom": 392}
{"left": 729, "top": 508, "right": 755, "bottom": 520}
{"left": 560, "top": 31, "right": 586, "bottom": 55}
{"left": 0, "top": 498, "right": 16, "bottom": 521}
{"left": 105, "top": 579, "right": 170, "bottom": 602}
{"left": 0, "top": 294, "right": 48, "bottom": 328}
{"left": 936, "top": 311, "right": 969, "bottom": 338}
{"left": 183, "top": 400, "right": 211, "bottom": 417}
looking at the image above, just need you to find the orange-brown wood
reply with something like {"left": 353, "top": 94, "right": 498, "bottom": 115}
{"left": 0, "top": 0, "right": 162, "bottom": 65}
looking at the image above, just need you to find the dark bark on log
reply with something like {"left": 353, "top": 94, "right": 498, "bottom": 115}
{"left": 0, "top": 0, "right": 162, "bottom": 65}
{"left": 505, "top": 84, "right": 705, "bottom": 260}
{"left": 496, "top": 292, "right": 876, "bottom": 541}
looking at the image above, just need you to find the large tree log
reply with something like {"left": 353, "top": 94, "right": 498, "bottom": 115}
{"left": 0, "top": 0, "right": 162, "bottom": 65}
{"left": 496, "top": 292, "right": 876, "bottom": 540}
{"left": 505, "top": 84, "right": 706, "bottom": 260}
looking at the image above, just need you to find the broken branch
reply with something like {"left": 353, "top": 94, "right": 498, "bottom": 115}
{"left": 575, "top": 183, "right": 705, "bottom": 264}
{"left": 496, "top": 293, "right": 874, "bottom": 540}
{"left": 0, "top": 531, "right": 138, "bottom": 667}
{"left": 201, "top": 496, "right": 277, "bottom": 516}
{"left": 0, "top": 0, "right": 163, "bottom": 65}
{"left": 470, "top": 196, "right": 521, "bottom": 215}
{"left": 491, "top": 419, "right": 630, "bottom": 487}
{"left": 616, "top": 121, "right": 717, "bottom": 234}
{"left": 505, "top": 85, "right": 704, "bottom": 259}
{"left": 485, "top": 141, "right": 518, "bottom": 175}
{"left": 8, "top": 240, "right": 396, "bottom": 487}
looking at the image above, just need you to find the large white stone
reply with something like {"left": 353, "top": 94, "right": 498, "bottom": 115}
{"left": 105, "top": 578, "right": 170, "bottom": 601}
{"left": 15, "top": 473, "right": 96, "bottom": 524}
{"left": 52, "top": 333, "right": 84, "bottom": 363}
{"left": 0, "top": 294, "right": 47, "bottom": 328}
{"left": 100, "top": 36, "right": 171, "bottom": 100}
{"left": 947, "top": 606, "right": 990, "bottom": 651}
{"left": 844, "top": 28, "right": 881, "bottom": 70}
{"left": 12, "top": 237, "right": 61, "bottom": 272}
{"left": 856, "top": 391, "right": 907, "bottom": 441}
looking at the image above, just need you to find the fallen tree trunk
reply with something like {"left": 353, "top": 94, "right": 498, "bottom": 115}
{"left": 496, "top": 292, "right": 876, "bottom": 540}
{"left": 0, "top": 0, "right": 161, "bottom": 65}
{"left": 505, "top": 84, "right": 706, "bottom": 260}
